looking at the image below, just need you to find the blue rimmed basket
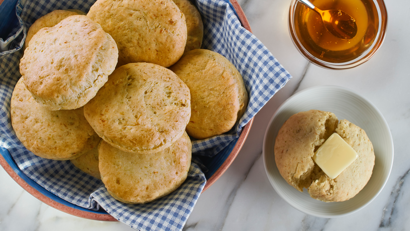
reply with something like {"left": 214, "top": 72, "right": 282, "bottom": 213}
{"left": 0, "top": 0, "right": 253, "bottom": 221}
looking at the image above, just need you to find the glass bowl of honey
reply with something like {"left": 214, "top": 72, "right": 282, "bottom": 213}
{"left": 289, "top": 0, "right": 387, "bottom": 69}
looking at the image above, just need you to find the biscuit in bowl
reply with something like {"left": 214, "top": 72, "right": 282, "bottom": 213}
{"left": 11, "top": 78, "right": 100, "bottom": 160}
{"left": 84, "top": 63, "right": 191, "bottom": 154}
{"left": 70, "top": 139, "right": 101, "bottom": 179}
{"left": 25, "top": 10, "right": 81, "bottom": 49}
{"left": 20, "top": 15, "right": 118, "bottom": 111}
{"left": 65, "top": 9, "right": 86, "bottom": 15}
{"left": 170, "top": 49, "right": 248, "bottom": 139}
{"left": 87, "top": 0, "right": 187, "bottom": 67}
{"left": 274, "top": 110, "right": 375, "bottom": 202}
{"left": 173, "top": 0, "right": 204, "bottom": 53}
{"left": 99, "top": 132, "right": 192, "bottom": 204}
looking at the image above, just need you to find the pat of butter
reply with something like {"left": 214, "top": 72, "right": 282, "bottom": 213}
{"left": 313, "top": 133, "right": 358, "bottom": 179}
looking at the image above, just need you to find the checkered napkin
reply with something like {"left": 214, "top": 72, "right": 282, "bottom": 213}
{"left": 0, "top": 0, "right": 291, "bottom": 230}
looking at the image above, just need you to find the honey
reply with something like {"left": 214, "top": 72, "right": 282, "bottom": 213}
{"left": 293, "top": 0, "right": 379, "bottom": 63}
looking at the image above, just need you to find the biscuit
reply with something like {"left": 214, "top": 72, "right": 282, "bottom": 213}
{"left": 25, "top": 10, "right": 80, "bottom": 49}
{"left": 170, "top": 49, "right": 248, "bottom": 139}
{"left": 84, "top": 63, "right": 191, "bottom": 154}
{"left": 11, "top": 78, "right": 100, "bottom": 160}
{"left": 20, "top": 15, "right": 118, "bottom": 111}
{"left": 308, "top": 119, "right": 375, "bottom": 202}
{"left": 70, "top": 140, "right": 101, "bottom": 179}
{"left": 66, "top": 9, "right": 86, "bottom": 15}
{"left": 99, "top": 132, "right": 192, "bottom": 204}
{"left": 87, "top": 0, "right": 187, "bottom": 67}
{"left": 173, "top": 0, "right": 203, "bottom": 53}
{"left": 274, "top": 110, "right": 375, "bottom": 202}
{"left": 274, "top": 110, "right": 338, "bottom": 191}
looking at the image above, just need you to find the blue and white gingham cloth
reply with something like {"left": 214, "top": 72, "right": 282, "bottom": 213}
{"left": 0, "top": 0, "right": 291, "bottom": 230}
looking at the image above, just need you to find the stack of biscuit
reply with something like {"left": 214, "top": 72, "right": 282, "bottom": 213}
{"left": 12, "top": 0, "right": 248, "bottom": 204}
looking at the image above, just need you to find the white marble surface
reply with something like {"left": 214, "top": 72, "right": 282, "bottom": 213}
{"left": 1, "top": 0, "right": 410, "bottom": 230}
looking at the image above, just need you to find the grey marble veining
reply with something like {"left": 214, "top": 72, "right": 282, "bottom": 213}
{"left": 301, "top": 216, "right": 329, "bottom": 231}
{"left": 237, "top": 0, "right": 275, "bottom": 23}
{"left": 379, "top": 168, "right": 410, "bottom": 230}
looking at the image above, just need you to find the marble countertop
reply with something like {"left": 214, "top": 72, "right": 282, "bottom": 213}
{"left": 2, "top": 0, "right": 410, "bottom": 230}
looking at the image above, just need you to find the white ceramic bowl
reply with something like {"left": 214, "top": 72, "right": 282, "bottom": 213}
{"left": 263, "top": 85, "right": 394, "bottom": 217}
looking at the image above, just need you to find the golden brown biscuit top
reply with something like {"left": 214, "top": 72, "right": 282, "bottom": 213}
{"left": 25, "top": 10, "right": 79, "bottom": 49}
{"left": 20, "top": 15, "right": 118, "bottom": 111}
{"left": 173, "top": 0, "right": 204, "bottom": 53}
{"left": 170, "top": 49, "right": 248, "bottom": 139}
{"left": 87, "top": 0, "right": 187, "bottom": 67}
{"left": 99, "top": 132, "right": 192, "bottom": 204}
{"left": 84, "top": 63, "right": 191, "bottom": 154}
{"left": 70, "top": 140, "right": 101, "bottom": 179}
{"left": 10, "top": 78, "right": 100, "bottom": 160}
